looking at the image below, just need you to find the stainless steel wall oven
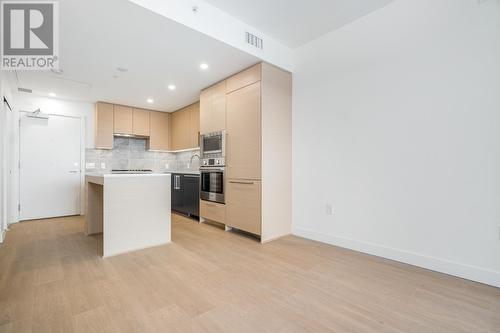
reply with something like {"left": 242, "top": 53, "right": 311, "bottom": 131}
{"left": 200, "top": 167, "right": 225, "bottom": 204}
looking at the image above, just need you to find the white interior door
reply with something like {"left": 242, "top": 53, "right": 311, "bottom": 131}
{"left": 20, "top": 114, "right": 82, "bottom": 221}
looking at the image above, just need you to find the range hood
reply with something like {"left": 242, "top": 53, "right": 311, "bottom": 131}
{"left": 113, "top": 133, "right": 149, "bottom": 139}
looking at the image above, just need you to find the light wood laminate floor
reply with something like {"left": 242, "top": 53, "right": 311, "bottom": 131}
{"left": 0, "top": 214, "right": 499, "bottom": 333}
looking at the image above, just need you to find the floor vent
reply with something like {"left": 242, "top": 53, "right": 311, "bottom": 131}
{"left": 245, "top": 32, "right": 263, "bottom": 50}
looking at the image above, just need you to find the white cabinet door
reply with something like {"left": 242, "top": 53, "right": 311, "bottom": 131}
{"left": 20, "top": 115, "right": 82, "bottom": 220}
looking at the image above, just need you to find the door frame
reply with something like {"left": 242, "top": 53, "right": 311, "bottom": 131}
{"left": 18, "top": 111, "right": 86, "bottom": 219}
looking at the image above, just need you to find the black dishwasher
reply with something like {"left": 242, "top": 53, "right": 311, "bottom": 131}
{"left": 171, "top": 173, "right": 200, "bottom": 218}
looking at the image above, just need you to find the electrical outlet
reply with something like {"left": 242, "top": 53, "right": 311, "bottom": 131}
{"left": 85, "top": 162, "right": 95, "bottom": 169}
{"left": 100, "top": 162, "right": 106, "bottom": 169}
{"left": 165, "top": 163, "right": 169, "bottom": 169}
{"left": 326, "top": 204, "right": 333, "bottom": 216}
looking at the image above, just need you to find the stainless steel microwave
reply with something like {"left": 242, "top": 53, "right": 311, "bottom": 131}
{"left": 201, "top": 130, "right": 226, "bottom": 156}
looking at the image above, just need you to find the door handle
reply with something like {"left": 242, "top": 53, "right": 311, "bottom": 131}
{"left": 174, "top": 175, "right": 181, "bottom": 189}
{"left": 68, "top": 170, "right": 80, "bottom": 174}
{"left": 229, "top": 181, "right": 254, "bottom": 185}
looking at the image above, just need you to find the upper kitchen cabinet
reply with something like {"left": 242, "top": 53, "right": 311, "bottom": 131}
{"left": 170, "top": 102, "right": 200, "bottom": 151}
{"left": 96, "top": 102, "right": 172, "bottom": 150}
{"left": 170, "top": 106, "right": 190, "bottom": 151}
{"left": 132, "top": 108, "right": 150, "bottom": 136}
{"left": 148, "top": 111, "right": 170, "bottom": 151}
{"left": 200, "top": 81, "right": 226, "bottom": 134}
{"left": 189, "top": 102, "right": 200, "bottom": 148}
{"left": 225, "top": 63, "right": 261, "bottom": 94}
{"left": 113, "top": 105, "right": 133, "bottom": 135}
{"left": 95, "top": 102, "right": 114, "bottom": 149}
{"left": 113, "top": 105, "right": 150, "bottom": 137}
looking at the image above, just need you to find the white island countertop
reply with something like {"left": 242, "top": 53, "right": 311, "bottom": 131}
{"left": 85, "top": 173, "right": 171, "bottom": 257}
{"left": 86, "top": 172, "right": 171, "bottom": 185}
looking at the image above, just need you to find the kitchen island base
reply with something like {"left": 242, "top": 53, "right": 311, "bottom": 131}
{"left": 86, "top": 173, "right": 171, "bottom": 257}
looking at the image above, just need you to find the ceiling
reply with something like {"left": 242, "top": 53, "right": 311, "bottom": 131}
{"left": 205, "top": 0, "right": 395, "bottom": 49}
{"left": 14, "top": 0, "right": 259, "bottom": 112}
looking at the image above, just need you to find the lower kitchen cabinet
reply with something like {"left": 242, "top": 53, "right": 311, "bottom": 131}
{"left": 172, "top": 173, "right": 200, "bottom": 218}
{"left": 226, "top": 179, "right": 261, "bottom": 236}
{"left": 200, "top": 200, "right": 226, "bottom": 224}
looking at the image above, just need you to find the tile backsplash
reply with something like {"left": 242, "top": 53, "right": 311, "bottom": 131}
{"left": 85, "top": 137, "right": 200, "bottom": 173}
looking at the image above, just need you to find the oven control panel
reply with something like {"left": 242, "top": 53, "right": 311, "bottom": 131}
{"left": 202, "top": 158, "right": 225, "bottom": 167}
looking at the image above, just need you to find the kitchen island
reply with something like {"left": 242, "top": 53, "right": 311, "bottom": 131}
{"left": 85, "top": 173, "right": 171, "bottom": 257}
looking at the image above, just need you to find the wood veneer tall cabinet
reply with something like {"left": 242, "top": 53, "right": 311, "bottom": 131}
{"left": 95, "top": 102, "right": 114, "bottom": 149}
{"left": 224, "top": 63, "right": 292, "bottom": 243}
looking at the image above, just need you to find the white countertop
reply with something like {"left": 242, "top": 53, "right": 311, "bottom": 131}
{"left": 85, "top": 172, "right": 171, "bottom": 185}
{"left": 171, "top": 170, "right": 200, "bottom": 175}
{"left": 86, "top": 172, "right": 171, "bottom": 178}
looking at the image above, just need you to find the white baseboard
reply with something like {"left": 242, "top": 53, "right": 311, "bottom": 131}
{"left": 0, "top": 228, "right": 6, "bottom": 243}
{"left": 293, "top": 227, "right": 500, "bottom": 288}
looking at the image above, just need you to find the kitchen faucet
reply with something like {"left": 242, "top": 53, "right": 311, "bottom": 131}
{"left": 188, "top": 153, "right": 200, "bottom": 169}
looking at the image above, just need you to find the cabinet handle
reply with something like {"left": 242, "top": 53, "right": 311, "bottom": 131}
{"left": 229, "top": 181, "right": 254, "bottom": 185}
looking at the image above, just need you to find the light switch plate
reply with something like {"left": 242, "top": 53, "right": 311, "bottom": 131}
{"left": 326, "top": 204, "right": 333, "bottom": 216}
{"left": 100, "top": 162, "right": 106, "bottom": 169}
{"left": 85, "top": 162, "right": 96, "bottom": 169}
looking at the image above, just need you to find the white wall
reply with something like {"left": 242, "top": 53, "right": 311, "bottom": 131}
{"left": 0, "top": 72, "right": 16, "bottom": 241}
{"left": 292, "top": 0, "right": 500, "bottom": 287}
{"left": 15, "top": 94, "right": 95, "bottom": 148}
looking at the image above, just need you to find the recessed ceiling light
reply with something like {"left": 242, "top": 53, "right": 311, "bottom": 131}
{"left": 48, "top": 92, "right": 56, "bottom": 97}
{"left": 147, "top": 98, "right": 154, "bottom": 103}
{"left": 168, "top": 84, "right": 176, "bottom": 91}
{"left": 199, "top": 63, "right": 209, "bottom": 70}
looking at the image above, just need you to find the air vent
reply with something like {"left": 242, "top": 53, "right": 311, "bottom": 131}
{"left": 245, "top": 32, "right": 263, "bottom": 50}
{"left": 18, "top": 87, "right": 32, "bottom": 93}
